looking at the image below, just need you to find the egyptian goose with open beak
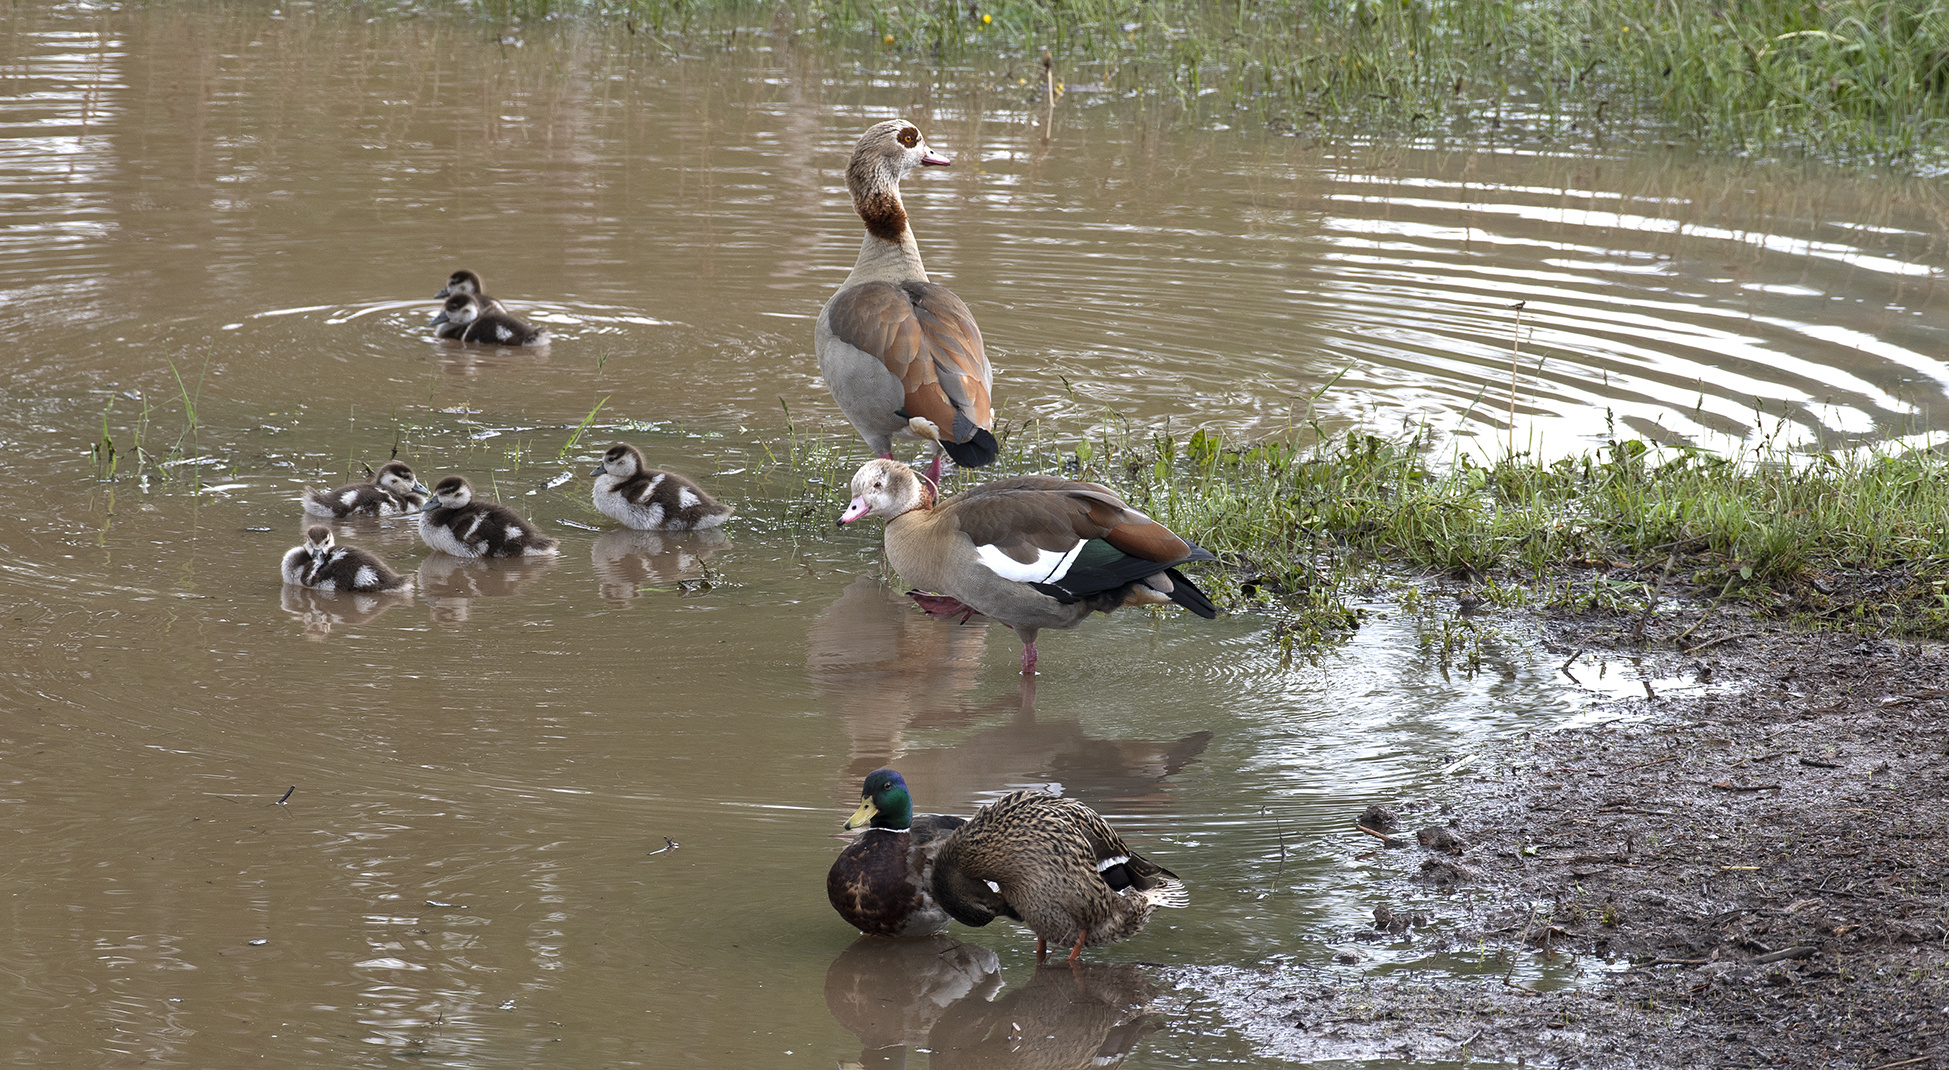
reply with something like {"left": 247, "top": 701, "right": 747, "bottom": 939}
{"left": 815, "top": 121, "right": 997, "bottom": 487}
{"left": 838, "top": 459, "right": 1218, "bottom": 673}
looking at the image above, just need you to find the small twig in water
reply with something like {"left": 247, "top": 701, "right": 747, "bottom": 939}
{"left": 1261, "top": 805, "right": 1289, "bottom": 882}
{"left": 647, "top": 837, "right": 679, "bottom": 856}
{"left": 1356, "top": 824, "right": 1408, "bottom": 848}
{"left": 277, "top": 786, "right": 295, "bottom": 805}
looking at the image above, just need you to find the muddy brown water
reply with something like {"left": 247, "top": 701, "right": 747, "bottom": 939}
{"left": 2, "top": 4, "right": 1945, "bottom": 1067}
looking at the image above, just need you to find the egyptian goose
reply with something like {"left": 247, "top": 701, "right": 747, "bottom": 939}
{"left": 815, "top": 120, "right": 997, "bottom": 486}
{"left": 837, "top": 458, "right": 1218, "bottom": 673}
{"left": 929, "top": 786, "right": 1186, "bottom": 963}
{"left": 418, "top": 475, "right": 560, "bottom": 557}
{"left": 431, "top": 292, "right": 547, "bottom": 346}
{"left": 302, "top": 461, "right": 430, "bottom": 518}
{"left": 434, "top": 269, "right": 509, "bottom": 315}
{"left": 588, "top": 442, "right": 733, "bottom": 531}
{"left": 280, "top": 525, "right": 408, "bottom": 593}
{"left": 828, "top": 768, "right": 970, "bottom": 938}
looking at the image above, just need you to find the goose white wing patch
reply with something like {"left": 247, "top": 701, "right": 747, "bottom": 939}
{"left": 972, "top": 541, "right": 1086, "bottom": 584}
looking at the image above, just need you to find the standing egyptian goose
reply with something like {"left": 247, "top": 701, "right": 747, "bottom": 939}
{"left": 815, "top": 120, "right": 997, "bottom": 486}
{"left": 418, "top": 475, "right": 560, "bottom": 558}
{"left": 929, "top": 787, "right": 1186, "bottom": 963}
{"left": 434, "top": 269, "right": 509, "bottom": 315}
{"left": 838, "top": 459, "right": 1218, "bottom": 673}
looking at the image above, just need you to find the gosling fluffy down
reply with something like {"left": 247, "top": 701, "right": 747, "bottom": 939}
{"left": 418, "top": 475, "right": 560, "bottom": 558}
{"left": 588, "top": 442, "right": 733, "bottom": 531}
{"left": 280, "top": 525, "right": 409, "bottom": 593}
{"left": 302, "top": 461, "right": 429, "bottom": 518}
{"left": 430, "top": 292, "right": 546, "bottom": 346}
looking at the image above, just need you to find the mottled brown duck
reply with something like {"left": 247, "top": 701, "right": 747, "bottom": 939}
{"left": 930, "top": 789, "right": 1186, "bottom": 962}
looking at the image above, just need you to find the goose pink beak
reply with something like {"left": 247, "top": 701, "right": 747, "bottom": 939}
{"left": 920, "top": 150, "right": 951, "bottom": 166}
{"left": 839, "top": 496, "right": 871, "bottom": 523}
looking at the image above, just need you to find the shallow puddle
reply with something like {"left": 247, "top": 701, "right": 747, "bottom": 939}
{"left": 2, "top": 3, "right": 1945, "bottom": 1067}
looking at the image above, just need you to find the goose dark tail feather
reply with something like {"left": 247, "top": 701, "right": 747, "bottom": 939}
{"left": 942, "top": 428, "right": 999, "bottom": 469}
{"left": 1165, "top": 566, "right": 1218, "bottom": 619}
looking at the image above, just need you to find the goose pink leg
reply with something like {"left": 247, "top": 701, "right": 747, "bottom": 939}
{"left": 923, "top": 451, "right": 944, "bottom": 488}
{"left": 1020, "top": 642, "right": 1038, "bottom": 675}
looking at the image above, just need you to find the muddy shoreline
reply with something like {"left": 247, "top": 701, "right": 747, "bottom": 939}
{"left": 1173, "top": 607, "right": 1949, "bottom": 1068}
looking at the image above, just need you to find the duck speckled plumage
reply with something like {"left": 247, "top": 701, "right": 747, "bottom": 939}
{"left": 589, "top": 442, "right": 734, "bottom": 531}
{"left": 929, "top": 788, "right": 1185, "bottom": 962}
{"left": 828, "top": 768, "right": 968, "bottom": 938}
{"left": 302, "top": 461, "right": 429, "bottom": 518}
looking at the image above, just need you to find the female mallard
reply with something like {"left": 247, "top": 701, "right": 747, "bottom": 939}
{"left": 930, "top": 789, "right": 1185, "bottom": 962}
{"left": 828, "top": 768, "right": 968, "bottom": 938}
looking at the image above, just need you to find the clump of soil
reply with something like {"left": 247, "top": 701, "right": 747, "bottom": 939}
{"left": 1177, "top": 614, "right": 1949, "bottom": 1069}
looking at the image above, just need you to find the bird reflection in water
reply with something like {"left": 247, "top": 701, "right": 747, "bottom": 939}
{"left": 825, "top": 937, "right": 1160, "bottom": 1069}
{"left": 416, "top": 552, "right": 554, "bottom": 623}
{"left": 810, "top": 573, "right": 994, "bottom": 756}
{"left": 279, "top": 585, "right": 412, "bottom": 639}
{"left": 810, "top": 575, "right": 1213, "bottom": 814}
{"left": 589, "top": 526, "right": 729, "bottom": 606}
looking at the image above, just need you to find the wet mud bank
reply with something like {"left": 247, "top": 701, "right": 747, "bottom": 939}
{"left": 1175, "top": 613, "right": 1949, "bottom": 1069}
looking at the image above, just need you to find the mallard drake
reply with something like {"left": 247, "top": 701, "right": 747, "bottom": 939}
{"left": 930, "top": 788, "right": 1185, "bottom": 962}
{"left": 589, "top": 442, "right": 733, "bottom": 531}
{"left": 418, "top": 475, "right": 560, "bottom": 558}
{"left": 434, "top": 268, "right": 509, "bottom": 315}
{"left": 280, "top": 525, "right": 408, "bottom": 593}
{"left": 301, "top": 460, "right": 430, "bottom": 518}
{"left": 815, "top": 120, "right": 996, "bottom": 486}
{"left": 431, "top": 292, "right": 547, "bottom": 346}
{"left": 838, "top": 458, "right": 1218, "bottom": 672}
{"left": 829, "top": 768, "right": 970, "bottom": 938}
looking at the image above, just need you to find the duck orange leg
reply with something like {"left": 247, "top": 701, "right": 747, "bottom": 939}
{"left": 1035, "top": 937, "right": 1049, "bottom": 964}
{"left": 1066, "top": 927, "right": 1089, "bottom": 962}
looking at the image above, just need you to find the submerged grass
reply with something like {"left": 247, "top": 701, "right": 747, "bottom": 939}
{"left": 803, "top": 421, "right": 1949, "bottom": 659}
{"left": 438, "top": 0, "right": 1949, "bottom": 166}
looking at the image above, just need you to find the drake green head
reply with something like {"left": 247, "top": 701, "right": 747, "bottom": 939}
{"left": 844, "top": 768, "right": 915, "bottom": 831}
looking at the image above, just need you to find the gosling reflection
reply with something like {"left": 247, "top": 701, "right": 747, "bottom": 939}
{"left": 279, "top": 584, "right": 412, "bottom": 639}
{"left": 416, "top": 552, "right": 553, "bottom": 623}
{"left": 826, "top": 937, "right": 1002, "bottom": 1065}
{"left": 590, "top": 526, "right": 729, "bottom": 606}
{"left": 300, "top": 512, "right": 422, "bottom": 552}
{"left": 825, "top": 939, "right": 1161, "bottom": 1070}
